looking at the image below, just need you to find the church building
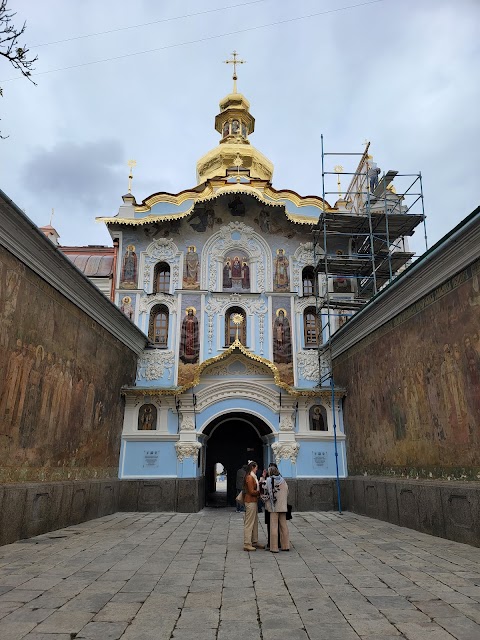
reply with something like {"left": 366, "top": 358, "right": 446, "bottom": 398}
{"left": 95, "top": 62, "right": 419, "bottom": 507}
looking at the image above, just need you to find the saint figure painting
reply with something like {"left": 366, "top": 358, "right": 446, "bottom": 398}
{"left": 120, "top": 245, "right": 138, "bottom": 289}
{"left": 179, "top": 307, "right": 200, "bottom": 364}
{"left": 183, "top": 246, "right": 200, "bottom": 290}
{"left": 273, "top": 309, "right": 292, "bottom": 364}
{"left": 274, "top": 248, "right": 290, "bottom": 292}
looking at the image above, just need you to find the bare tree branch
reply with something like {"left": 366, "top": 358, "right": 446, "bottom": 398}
{"left": 1, "top": 0, "right": 37, "bottom": 137}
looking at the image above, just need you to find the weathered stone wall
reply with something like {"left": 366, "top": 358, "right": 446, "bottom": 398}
{"left": 333, "top": 258, "right": 480, "bottom": 479}
{"left": 344, "top": 476, "right": 480, "bottom": 547}
{"left": 0, "top": 244, "right": 138, "bottom": 482}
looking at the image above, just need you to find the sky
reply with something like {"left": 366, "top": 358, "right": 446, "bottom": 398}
{"left": 1, "top": 0, "right": 479, "bottom": 257}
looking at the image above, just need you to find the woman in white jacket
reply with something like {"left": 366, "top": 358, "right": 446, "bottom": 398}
{"left": 264, "top": 466, "right": 290, "bottom": 552}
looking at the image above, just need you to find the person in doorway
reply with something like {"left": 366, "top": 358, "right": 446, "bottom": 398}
{"left": 264, "top": 465, "right": 290, "bottom": 552}
{"left": 243, "top": 461, "right": 265, "bottom": 551}
{"left": 236, "top": 464, "right": 248, "bottom": 512}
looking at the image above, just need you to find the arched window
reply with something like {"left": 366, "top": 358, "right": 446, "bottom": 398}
{"left": 309, "top": 405, "right": 328, "bottom": 431}
{"left": 153, "top": 262, "right": 170, "bottom": 294}
{"left": 304, "top": 306, "right": 320, "bottom": 348}
{"left": 225, "top": 307, "right": 247, "bottom": 346}
{"left": 302, "top": 266, "right": 316, "bottom": 296}
{"left": 149, "top": 304, "right": 169, "bottom": 347}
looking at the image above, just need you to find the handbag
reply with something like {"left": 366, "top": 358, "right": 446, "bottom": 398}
{"left": 286, "top": 504, "right": 293, "bottom": 520}
{"left": 236, "top": 490, "right": 245, "bottom": 504}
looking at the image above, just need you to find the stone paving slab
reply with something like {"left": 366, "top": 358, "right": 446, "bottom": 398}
{"left": 1, "top": 510, "right": 480, "bottom": 639}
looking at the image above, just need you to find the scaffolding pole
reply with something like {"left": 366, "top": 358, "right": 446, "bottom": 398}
{"left": 314, "top": 137, "right": 428, "bottom": 516}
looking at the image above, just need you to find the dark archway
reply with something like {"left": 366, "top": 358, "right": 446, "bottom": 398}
{"left": 204, "top": 412, "right": 272, "bottom": 507}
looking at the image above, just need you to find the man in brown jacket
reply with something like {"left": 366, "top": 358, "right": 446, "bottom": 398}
{"left": 243, "top": 461, "right": 265, "bottom": 551}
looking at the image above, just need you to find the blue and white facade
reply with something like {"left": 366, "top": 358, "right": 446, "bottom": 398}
{"left": 98, "top": 88, "right": 349, "bottom": 497}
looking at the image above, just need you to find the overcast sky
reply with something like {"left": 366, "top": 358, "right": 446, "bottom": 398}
{"left": 1, "top": 0, "right": 479, "bottom": 256}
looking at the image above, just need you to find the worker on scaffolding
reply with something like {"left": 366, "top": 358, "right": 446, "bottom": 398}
{"left": 367, "top": 158, "right": 381, "bottom": 192}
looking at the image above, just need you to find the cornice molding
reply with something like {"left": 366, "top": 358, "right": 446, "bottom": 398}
{"left": 331, "top": 208, "right": 480, "bottom": 359}
{"left": 0, "top": 190, "right": 147, "bottom": 355}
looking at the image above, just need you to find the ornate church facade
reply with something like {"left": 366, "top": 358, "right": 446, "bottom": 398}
{"left": 98, "top": 83, "right": 349, "bottom": 505}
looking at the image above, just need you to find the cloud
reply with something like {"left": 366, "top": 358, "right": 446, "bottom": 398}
{"left": 22, "top": 139, "right": 125, "bottom": 208}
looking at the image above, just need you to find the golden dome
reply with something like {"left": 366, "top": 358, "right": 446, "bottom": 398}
{"left": 196, "top": 91, "right": 273, "bottom": 183}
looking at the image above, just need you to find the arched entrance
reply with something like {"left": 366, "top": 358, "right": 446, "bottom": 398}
{"left": 203, "top": 412, "right": 272, "bottom": 507}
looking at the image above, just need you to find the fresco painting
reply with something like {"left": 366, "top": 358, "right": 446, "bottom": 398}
{"left": 0, "top": 248, "right": 137, "bottom": 482}
{"left": 333, "top": 261, "right": 480, "bottom": 477}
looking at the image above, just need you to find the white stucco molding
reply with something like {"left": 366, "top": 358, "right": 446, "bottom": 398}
{"left": 202, "top": 221, "right": 273, "bottom": 292}
{"left": 137, "top": 349, "right": 176, "bottom": 381}
{"left": 331, "top": 207, "right": 480, "bottom": 359}
{"left": 193, "top": 380, "right": 282, "bottom": 418}
{"left": 175, "top": 441, "right": 201, "bottom": 462}
{"left": 0, "top": 191, "right": 147, "bottom": 355}
{"left": 142, "top": 238, "right": 182, "bottom": 292}
{"left": 292, "top": 242, "right": 325, "bottom": 295}
{"left": 139, "top": 292, "right": 177, "bottom": 314}
{"left": 297, "top": 350, "right": 330, "bottom": 382}
{"left": 272, "top": 442, "right": 300, "bottom": 463}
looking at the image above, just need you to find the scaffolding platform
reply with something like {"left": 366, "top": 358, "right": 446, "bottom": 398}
{"left": 315, "top": 210, "right": 424, "bottom": 239}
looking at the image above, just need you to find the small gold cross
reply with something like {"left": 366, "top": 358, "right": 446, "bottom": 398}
{"left": 127, "top": 159, "right": 137, "bottom": 194}
{"left": 224, "top": 50, "right": 246, "bottom": 93}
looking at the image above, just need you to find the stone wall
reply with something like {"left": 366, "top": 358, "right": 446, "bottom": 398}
{"left": 0, "top": 478, "right": 206, "bottom": 545}
{"left": 344, "top": 476, "right": 480, "bottom": 547}
{"left": 333, "top": 257, "right": 480, "bottom": 480}
{"left": 0, "top": 244, "right": 139, "bottom": 482}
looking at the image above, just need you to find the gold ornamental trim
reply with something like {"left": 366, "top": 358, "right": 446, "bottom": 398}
{"left": 121, "top": 339, "right": 345, "bottom": 399}
{"left": 97, "top": 180, "right": 335, "bottom": 227}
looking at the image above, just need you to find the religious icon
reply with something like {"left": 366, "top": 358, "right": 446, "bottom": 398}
{"left": 183, "top": 246, "right": 200, "bottom": 290}
{"left": 232, "top": 119, "right": 240, "bottom": 134}
{"left": 222, "top": 121, "right": 230, "bottom": 137}
{"left": 258, "top": 209, "right": 271, "bottom": 233}
{"left": 223, "top": 258, "right": 232, "bottom": 289}
{"left": 232, "top": 256, "right": 242, "bottom": 278}
{"left": 310, "top": 405, "right": 327, "bottom": 431}
{"left": 273, "top": 248, "right": 290, "bottom": 292}
{"left": 179, "top": 307, "right": 200, "bottom": 364}
{"left": 138, "top": 404, "right": 157, "bottom": 430}
{"left": 241, "top": 122, "right": 247, "bottom": 138}
{"left": 273, "top": 309, "right": 292, "bottom": 364}
{"left": 120, "top": 244, "right": 138, "bottom": 289}
{"left": 242, "top": 258, "right": 250, "bottom": 290}
{"left": 120, "top": 296, "right": 134, "bottom": 321}
{"left": 228, "top": 195, "right": 245, "bottom": 217}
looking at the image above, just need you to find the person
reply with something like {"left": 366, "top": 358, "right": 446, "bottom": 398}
{"left": 261, "top": 464, "right": 281, "bottom": 550}
{"left": 236, "top": 464, "right": 248, "bottom": 512}
{"left": 263, "top": 465, "right": 290, "bottom": 553}
{"left": 243, "top": 461, "right": 265, "bottom": 551}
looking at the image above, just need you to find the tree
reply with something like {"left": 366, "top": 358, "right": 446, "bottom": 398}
{"left": 1, "top": 0, "right": 37, "bottom": 137}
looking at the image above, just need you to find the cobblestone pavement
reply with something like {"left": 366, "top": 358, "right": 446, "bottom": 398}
{"left": 1, "top": 511, "right": 480, "bottom": 640}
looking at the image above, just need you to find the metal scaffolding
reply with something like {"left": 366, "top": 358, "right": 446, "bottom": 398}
{"left": 313, "top": 136, "right": 428, "bottom": 513}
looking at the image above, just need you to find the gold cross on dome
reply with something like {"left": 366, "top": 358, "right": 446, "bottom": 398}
{"left": 127, "top": 159, "right": 137, "bottom": 194}
{"left": 224, "top": 50, "right": 246, "bottom": 93}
